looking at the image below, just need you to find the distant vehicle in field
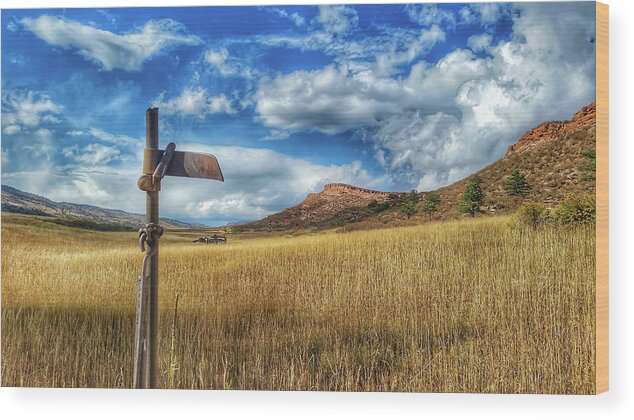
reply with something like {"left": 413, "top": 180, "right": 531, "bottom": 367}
{"left": 193, "top": 234, "right": 227, "bottom": 244}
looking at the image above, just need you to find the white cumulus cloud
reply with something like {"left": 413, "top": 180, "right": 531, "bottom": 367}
{"left": 255, "top": 65, "right": 418, "bottom": 136}
{"left": 317, "top": 5, "right": 358, "bottom": 35}
{"left": 153, "top": 87, "right": 235, "bottom": 118}
{"left": 459, "top": 3, "right": 513, "bottom": 27}
{"left": 3, "top": 125, "right": 21, "bottom": 135}
{"left": 405, "top": 4, "right": 456, "bottom": 29}
{"left": 254, "top": 2, "right": 596, "bottom": 191}
{"left": 467, "top": 33, "right": 493, "bottom": 53}
{"left": 204, "top": 48, "right": 231, "bottom": 74}
{"left": 21, "top": 15, "right": 201, "bottom": 71}
{"left": 1, "top": 90, "right": 62, "bottom": 135}
{"left": 203, "top": 48, "right": 257, "bottom": 79}
{"left": 374, "top": 25, "right": 446, "bottom": 76}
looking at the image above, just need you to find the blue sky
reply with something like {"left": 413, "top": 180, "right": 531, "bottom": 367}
{"left": 1, "top": 2, "right": 597, "bottom": 225}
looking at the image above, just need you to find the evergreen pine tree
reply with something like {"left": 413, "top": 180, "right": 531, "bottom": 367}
{"left": 421, "top": 192, "right": 440, "bottom": 220}
{"left": 459, "top": 176, "right": 485, "bottom": 217}
{"left": 400, "top": 189, "right": 419, "bottom": 218}
{"left": 505, "top": 170, "right": 531, "bottom": 197}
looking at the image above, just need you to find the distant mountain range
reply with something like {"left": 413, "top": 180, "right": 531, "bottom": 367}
{"left": 1, "top": 185, "right": 205, "bottom": 230}
{"left": 239, "top": 102, "right": 597, "bottom": 231}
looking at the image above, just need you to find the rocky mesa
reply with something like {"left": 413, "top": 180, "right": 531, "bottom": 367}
{"left": 505, "top": 102, "right": 596, "bottom": 157}
{"left": 242, "top": 183, "right": 396, "bottom": 230}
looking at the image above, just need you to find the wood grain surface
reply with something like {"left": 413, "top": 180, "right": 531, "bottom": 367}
{"left": 595, "top": 1, "right": 609, "bottom": 395}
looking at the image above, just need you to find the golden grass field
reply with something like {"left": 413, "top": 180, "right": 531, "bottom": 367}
{"left": 1, "top": 213, "right": 595, "bottom": 393}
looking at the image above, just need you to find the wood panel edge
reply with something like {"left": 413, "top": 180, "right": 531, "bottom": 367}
{"left": 595, "top": 0, "right": 609, "bottom": 395}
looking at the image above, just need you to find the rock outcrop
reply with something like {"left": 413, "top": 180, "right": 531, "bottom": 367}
{"left": 241, "top": 183, "right": 395, "bottom": 230}
{"left": 505, "top": 102, "right": 596, "bottom": 157}
{"left": 306, "top": 183, "right": 390, "bottom": 201}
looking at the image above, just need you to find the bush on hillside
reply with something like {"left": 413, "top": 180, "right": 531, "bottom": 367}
{"left": 550, "top": 195, "right": 596, "bottom": 225}
{"left": 512, "top": 195, "right": 595, "bottom": 230}
{"left": 512, "top": 202, "right": 547, "bottom": 230}
{"left": 368, "top": 200, "right": 390, "bottom": 213}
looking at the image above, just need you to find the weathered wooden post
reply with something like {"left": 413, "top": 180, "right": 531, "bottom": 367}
{"left": 134, "top": 107, "right": 224, "bottom": 389}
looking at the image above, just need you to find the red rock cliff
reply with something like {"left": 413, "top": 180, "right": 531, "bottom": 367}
{"left": 505, "top": 102, "right": 596, "bottom": 157}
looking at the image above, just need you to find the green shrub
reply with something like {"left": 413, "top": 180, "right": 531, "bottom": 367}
{"left": 579, "top": 162, "right": 596, "bottom": 171}
{"left": 551, "top": 195, "right": 596, "bottom": 225}
{"left": 512, "top": 202, "right": 547, "bottom": 230}
{"left": 579, "top": 149, "right": 596, "bottom": 175}
{"left": 368, "top": 200, "right": 390, "bottom": 213}
{"left": 580, "top": 149, "right": 596, "bottom": 159}
{"left": 512, "top": 195, "right": 596, "bottom": 230}
{"left": 326, "top": 217, "right": 346, "bottom": 229}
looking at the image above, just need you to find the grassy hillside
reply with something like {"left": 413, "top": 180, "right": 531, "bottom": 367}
{"left": 2, "top": 214, "right": 595, "bottom": 392}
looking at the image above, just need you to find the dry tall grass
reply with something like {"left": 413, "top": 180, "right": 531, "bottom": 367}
{"left": 1, "top": 213, "right": 595, "bottom": 392}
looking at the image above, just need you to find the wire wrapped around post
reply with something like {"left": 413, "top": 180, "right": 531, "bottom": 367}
{"left": 133, "top": 222, "right": 163, "bottom": 388}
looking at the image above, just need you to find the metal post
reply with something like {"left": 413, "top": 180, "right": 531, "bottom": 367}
{"left": 134, "top": 108, "right": 161, "bottom": 389}
{"left": 133, "top": 107, "right": 223, "bottom": 389}
{"left": 145, "top": 108, "right": 160, "bottom": 388}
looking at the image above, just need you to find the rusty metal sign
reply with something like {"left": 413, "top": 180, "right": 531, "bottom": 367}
{"left": 167, "top": 150, "right": 224, "bottom": 181}
{"left": 138, "top": 145, "right": 224, "bottom": 192}
{"left": 143, "top": 146, "right": 224, "bottom": 182}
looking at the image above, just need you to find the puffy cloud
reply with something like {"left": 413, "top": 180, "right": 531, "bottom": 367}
{"left": 373, "top": 111, "right": 468, "bottom": 188}
{"left": 21, "top": 16, "right": 200, "bottom": 71}
{"left": 467, "top": 33, "right": 493, "bottom": 53}
{"left": 475, "top": 3, "right": 513, "bottom": 26}
{"left": 373, "top": 25, "right": 445, "bottom": 76}
{"left": 255, "top": 2, "right": 596, "bottom": 191}
{"left": 1, "top": 90, "right": 62, "bottom": 135}
{"left": 459, "top": 3, "right": 513, "bottom": 27}
{"left": 254, "top": 66, "right": 413, "bottom": 135}
{"left": 316, "top": 5, "right": 358, "bottom": 35}
{"left": 254, "top": 48, "right": 488, "bottom": 137}
{"left": 3, "top": 125, "right": 21, "bottom": 135}
{"left": 35, "top": 128, "right": 52, "bottom": 139}
{"left": 2, "top": 169, "right": 132, "bottom": 208}
{"left": 203, "top": 48, "right": 257, "bottom": 79}
{"left": 204, "top": 48, "right": 231, "bottom": 74}
{"left": 153, "top": 87, "right": 235, "bottom": 118}
{"left": 405, "top": 4, "right": 456, "bottom": 29}
{"left": 2, "top": 90, "right": 61, "bottom": 128}
{"left": 62, "top": 143, "right": 123, "bottom": 166}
